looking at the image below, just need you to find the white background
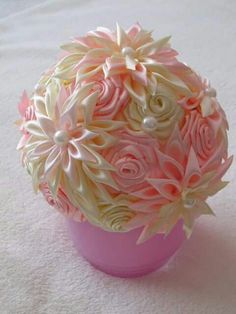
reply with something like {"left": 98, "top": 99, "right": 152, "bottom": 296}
{"left": 0, "top": 1, "right": 236, "bottom": 313}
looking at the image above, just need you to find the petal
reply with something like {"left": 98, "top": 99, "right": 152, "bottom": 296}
{"left": 81, "top": 90, "right": 99, "bottom": 124}
{"left": 137, "top": 36, "right": 171, "bottom": 56}
{"left": 82, "top": 163, "right": 118, "bottom": 189}
{"left": 25, "top": 120, "right": 45, "bottom": 138}
{"left": 184, "top": 147, "right": 201, "bottom": 187}
{"left": 38, "top": 115, "right": 56, "bottom": 139}
{"left": 116, "top": 23, "right": 129, "bottom": 47}
{"left": 155, "top": 148, "right": 184, "bottom": 181}
{"left": 33, "top": 141, "right": 53, "bottom": 157}
{"left": 69, "top": 141, "right": 97, "bottom": 162}
{"left": 147, "top": 178, "right": 181, "bottom": 201}
{"left": 18, "top": 90, "right": 30, "bottom": 116}
{"left": 104, "top": 56, "right": 127, "bottom": 77}
{"left": 123, "top": 76, "right": 147, "bottom": 106}
{"left": 45, "top": 146, "right": 61, "bottom": 175}
{"left": 200, "top": 96, "right": 214, "bottom": 117}
{"left": 125, "top": 55, "right": 137, "bottom": 70}
{"left": 131, "top": 63, "right": 148, "bottom": 86}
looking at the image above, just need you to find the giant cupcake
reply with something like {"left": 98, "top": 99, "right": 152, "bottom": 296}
{"left": 16, "top": 23, "right": 232, "bottom": 276}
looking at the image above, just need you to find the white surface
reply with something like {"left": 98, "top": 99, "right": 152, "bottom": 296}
{"left": 0, "top": 0, "right": 236, "bottom": 313}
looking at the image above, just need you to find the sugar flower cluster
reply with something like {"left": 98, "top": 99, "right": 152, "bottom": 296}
{"left": 16, "top": 23, "right": 232, "bottom": 243}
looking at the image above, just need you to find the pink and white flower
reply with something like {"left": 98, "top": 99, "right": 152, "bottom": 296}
{"left": 55, "top": 23, "right": 191, "bottom": 106}
{"left": 40, "top": 183, "right": 84, "bottom": 222}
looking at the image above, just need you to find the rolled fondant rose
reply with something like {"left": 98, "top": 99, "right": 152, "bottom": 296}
{"left": 99, "top": 203, "right": 135, "bottom": 231}
{"left": 103, "top": 134, "right": 158, "bottom": 193}
{"left": 124, "top": 83, "right": 184, "bottom": 139}
{"left": 89, "top": 77, "right": 130, "bottom": 120}
{"left": 40, "top": 183, "right": 84, "bottom": 222}
{"left": 181, "top": 107, "right": 227, "bottom": 168}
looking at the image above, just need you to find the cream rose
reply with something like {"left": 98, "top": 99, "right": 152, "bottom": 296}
{"left": 99, "top": 203, "right": 135, "bottom": 232}
{"left": 124, "top": 83, "right": 184, "bottom": 139}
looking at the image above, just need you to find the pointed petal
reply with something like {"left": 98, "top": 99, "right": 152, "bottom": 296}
{"left": 18, "top": 90, "right": 30, "bottom": 116}
{"left": 116, "top": 23, "right": 129, "bottom": 47}
{"left": 25, "top": 120, "right": 45, "bottom": 138}
{"left": 137, "top": 36, "right": 171, "bottom": 56}
{"left": 200, "top": 96, "right": 214, "bottom": 117}
{"left": 33, "top": 141, "right": 53, "bottom": 157}
{"left": 184, "top": 147, "right": 201, "bottom": 187}
{"left": 147, "top": 178, "right": 181, "bottom": 201}
{"left": 81, "top": 90, "right": 99, "bottom": 124}
{"left": 38, "top": 115, "right": 56, "bottom": 139}
{"left": 45, "top": 146, "right": 61, "bottom": 175}
{"left": 69, "top": 141, "right": 97, "bottom": 162}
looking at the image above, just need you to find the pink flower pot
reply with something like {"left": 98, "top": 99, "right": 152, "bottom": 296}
{"left": 67, "top": 219, "right": 186, "bottom": 278}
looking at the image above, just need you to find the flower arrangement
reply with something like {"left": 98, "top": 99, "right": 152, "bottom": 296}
{"left": 16, "top": 23, "right": 232, "bottom": 244}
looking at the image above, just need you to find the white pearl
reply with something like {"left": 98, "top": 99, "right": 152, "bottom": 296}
{"left": 54, "top": 130, "right": 69, "bottom": 146}
{"left": 141, "top": 116, "right": 158, "bottom": 132}
{"left": 121, "top": 47, "right": 135, "bottom": 57}
{"left": 205, "top": 87, "right": 217, "bottom": 97}
{"left": 183, "top": 198, "right": 196, "bottom": 208}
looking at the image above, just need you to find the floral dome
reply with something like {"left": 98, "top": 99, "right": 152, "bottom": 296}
{"left": 17, "top": 23, "right": 232, "bottom": 243}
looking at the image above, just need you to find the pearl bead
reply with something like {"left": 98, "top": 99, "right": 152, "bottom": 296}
{"left": 121, "top": 47, "right": 135, "bottom": 57}
{"left": 183, "top": 198, "right": 196, "bottom": 209}
{"left": 53, "top": 130, "right": 69, "bottom": 146}
{"left": 205, "top": 87, "right": 216, "bottom": 97}
{"left": 141, "top": 116, "right": 158, "bottom": 132}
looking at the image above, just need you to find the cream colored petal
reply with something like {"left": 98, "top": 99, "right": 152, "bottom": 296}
{"left": 82, "top": 162, "right": 118, "bottom": 190}
{"left": 200, "top": 96, "right": 214, "bottom": 117}
{"left": 69, "top": 141, "right": 97, "bottom": 162}
{"left": 25, "top": 120, "right": 44, "bottom": 138}
{"left": 116, "top": 23, "right": 129, "bottom": 47}
{"left": 44, "top": 146, "right": 61, "bottom": 176}
{"left": 38, "top": 115, "right": 56, "bottom": 139}
{"left": 81, "top": 90, "right": 99, "bottom": 125}
{"left": 137, "top": 36, "right": 171, "bottom": 56}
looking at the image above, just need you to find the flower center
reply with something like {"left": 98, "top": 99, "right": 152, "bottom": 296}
{"left": 141, "top": 116, "right": 158, "bottom": 132}
{"left": 53, "top": 130, "right": 69, "bottom": 146}
{"left": 183, "top": 198, "right": 196, "bottom": 209}
{"left": 121, "top": 47, "right": 136, "bottom": 58}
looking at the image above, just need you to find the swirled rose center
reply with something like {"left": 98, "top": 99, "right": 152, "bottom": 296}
{"left": 115, "top": 157, "right": 144, "bottom": 180}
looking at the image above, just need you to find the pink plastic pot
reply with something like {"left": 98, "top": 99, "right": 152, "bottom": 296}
{"left": 67, "top": 219, "right": 186, "bottom": 278}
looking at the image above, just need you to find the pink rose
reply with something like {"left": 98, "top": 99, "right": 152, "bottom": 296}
{"left": 16, "top": 91, "right": 36, "bottom": 150}
{"left": 40, "top": 183, "right": 84, "bottom": 222}
{"left": 103, "top": 130, "right": 158, "bottom": 193}
{"left": 181, "top": 108, "right": 227, "bottom": 170}
{"left": 91, "top": 77, "right": 130, "bottom": 120}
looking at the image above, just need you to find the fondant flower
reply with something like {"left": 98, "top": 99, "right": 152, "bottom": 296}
{"left": 126, "top": 128, "right": 233, "bottom": 243}
{"left": 24, "top": 81, "right": 118, "bottom": 196}
{"left": 99, "top": 197, "right": 136, "bottom": 231}
{"left": 55, "top": 23, "right": 191, "bottom": 105}
{"left": 103, "top": 130, "right": 158, "bottom": 193}
{"left": 40, "top": 183, "right": 84, "bottom": 222}
{"left": 181, "top": 108, "right": 228, "bottom": 168}
{"left": 124, "top": 83, "right": 184, "bottom": 139}
{"left": 179, "top": 78, "right": 219, "bottom": 117}
{"left": 86, "top": 76, "right": 130, "bottom": 120}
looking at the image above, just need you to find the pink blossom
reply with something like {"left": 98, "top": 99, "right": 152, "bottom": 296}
{"left": 40, "top": 183, "right": 84, "bottom": 222}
